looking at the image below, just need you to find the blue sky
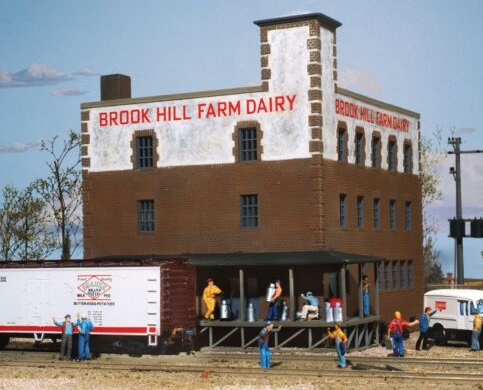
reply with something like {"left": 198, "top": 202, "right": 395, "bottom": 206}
{"left": 0, "top": 0, "right": 482, "bottom": 277}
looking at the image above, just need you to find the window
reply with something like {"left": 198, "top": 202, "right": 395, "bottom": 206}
{"left": 405, "top": 201, "right": 412, "bottom": 231}
{"left": 400, "top": 260, "right": 406, "bottom": 289}
{"left": 377, "top": 262, "right": 383, "bottom": 291}
{"left": 371, "top": 136, "right": 380, "bottom": 168}
{"left": 388, "top": 140, "right": 396, "bottom": 171}
{"left": 373, "top": 198, "right": 380, "bottom": 229}
{"left": 403, "top": 143, "right": 412, "bottom": 174}
{"left": 136, "top": 136, "right": 153, "bottom": 168}
{"left": 337, "top": 127, "right": 346, "bottom": 162}
{"left": 459, "top": 301, "right": 468, "bottom": 316}
{"left": 407, "top": 260, "right": 413, "bottom": 288}
{"left": 355, "top": 131, "right": 364, "bottom": 165}
{"left": 138, "top": 200, "right": 154, "bottom": 232}
{"left": 389, "top": 200, "right": 396, "bottom": 229}
{"left": 239, "top": 127, "right": 257, "bottom": 162}
{"left": 384, "top": 261, "right": 390, "bottom": 290}
{"left": 392, "top": 261, "right": 398, "bottom": 290}
{"left": 240, "top": 194, "right": 258, "bottom": 228}
{"left": 357, "top": 196, "right": 364, "bottom": 228}
{"left": 339, "top": 194, "right": 347, "bottom": 227}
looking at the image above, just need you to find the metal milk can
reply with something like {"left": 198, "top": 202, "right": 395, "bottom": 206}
{"left": 220, "top": 300, "right": 231, "bottom": 320}
{"left": 265, "top": 283, "right": 275, "bottom": 302}
{"left": 247, "top": 302, "right": 255, "bottom": 322}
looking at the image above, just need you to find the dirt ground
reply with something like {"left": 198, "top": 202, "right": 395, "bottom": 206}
{"left": 0, "top": 334, "right": 481, "bottom": 390}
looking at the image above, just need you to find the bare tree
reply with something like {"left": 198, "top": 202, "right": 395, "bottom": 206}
{"left": 420, "top": 129, "right": 445, "bottom": 284}
{"left": 0, "top": 186, "right": 23, "bottom": 261}
{"left": 33, "top": 130, "right": 82, "bottom": 260}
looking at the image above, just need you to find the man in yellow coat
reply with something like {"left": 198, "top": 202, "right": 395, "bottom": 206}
{"left": 203, "top": 278, "right": 222, "bottom": 320}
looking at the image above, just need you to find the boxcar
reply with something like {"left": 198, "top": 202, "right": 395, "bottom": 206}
{"left": 0, "top": 259, "right": 196, "bottom": 354}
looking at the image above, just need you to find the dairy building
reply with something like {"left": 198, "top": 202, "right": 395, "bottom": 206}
{"left": 80, "top": 12, "right": 423, "bottom": 324}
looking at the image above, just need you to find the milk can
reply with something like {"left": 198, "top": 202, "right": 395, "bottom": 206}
{"left": 265, "top": 283, "right": 275, "bottom": 302}
{"left": 334, "top": 302, "right": 343, "bottom": 322}
{"left": 220, "top": 300, "right": 231, "bottom": 320}
{"left": 247, "top": 302, "right": 255, "bottom": 322}
{"left": 281, "top": 301, "right": 288, "bottom": 321}
{"left": 324, "top": 302, "right": 333, "bottom": 322}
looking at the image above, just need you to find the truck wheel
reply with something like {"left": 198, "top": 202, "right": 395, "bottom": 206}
{"left": 433, "top": 325, "right": 447, "bottom": 346}
{"left": 0, "top": 336, "right": 10, "bottom": 349}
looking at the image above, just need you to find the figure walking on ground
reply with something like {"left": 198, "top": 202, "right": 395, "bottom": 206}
{"left": 387, "top": 311, "right": 419, "bottom": 357}
{"left": 52, "top": 314, "right": 74, "bottom": 360}
{"left": 362, "top": 275, "right": 370, "bottom": 316}
{"left": 258, "top": 321, "right": 281, "bottom": 368}
{"left": 76, "top": 312, "right": 94, "bottom": 361}
{"left": 203, "top": 278, "right": 222, "bottom": 320}
{"left": 471, "top": 310, "right": 482, "bottom": 351}
{"left": 415, "top": 306, "right": 437, "bottom": 351}
{"left": 266, "top": 280, "right": 282, "bottom": 321}
{"left": 328, "top": 323, "right": 348, "bottom": 368}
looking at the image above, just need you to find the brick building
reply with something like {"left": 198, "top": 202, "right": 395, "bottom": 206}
{"left": 80, "top": 13, "right": 423, "bottom": 321}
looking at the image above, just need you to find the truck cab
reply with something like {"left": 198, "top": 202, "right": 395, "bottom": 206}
{"left": 424, "top": 289, "right": 483, "bottom": 346}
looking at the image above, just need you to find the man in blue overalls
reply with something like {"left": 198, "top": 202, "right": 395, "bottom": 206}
{"left": 258, "top": 321, "right": 281, "bottom": 368}
{"left": 75, "top": 312, "right": 94, "bottom": 362}
{"left": 387, "top": 311, "right": 419, "bottom": 357}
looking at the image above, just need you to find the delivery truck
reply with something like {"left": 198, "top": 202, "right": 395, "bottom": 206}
{"left": 424, "top": 289, "right": 483, "bottom": 346}
{"left": 0, "top": 259, "right": 196, "bottom": 354}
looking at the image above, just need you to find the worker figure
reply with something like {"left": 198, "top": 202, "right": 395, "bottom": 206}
{"left": 52, "top": 314, "right": 74, "bottom": 360}
{"left": 362, "top": 275, "right": 370, "bottom": 316}
{"left": 415, "top": 306, "right": 437, "bottom": 351}
{"left": 470, "top": 309, "right": 482, "bottom": 351}
{"left": 203, "top": 278, "right": 222, "bottom": 320}
{"left": 266, "top": 280, "right": 282, "bottom": 321}
{"left": 258, "top": 321, "right": 281, "bottom": 368}
{"left": 75, "top": 312, "right": 94, "bottom": 362}
{"left": 387, "top": 311, "right": 419, "bottom": 357}
{"left": 327, "top": 323, "right": 348, "bottom": 368}
{"left": 299, "top": 292, "right": 320, "bottom": 320}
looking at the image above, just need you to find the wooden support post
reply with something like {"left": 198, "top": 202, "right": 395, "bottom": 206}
{"left": 359, "top": 263, "right": 364, "bottom": 318}
{"left": 340, "top": 263, "right": 347, "bottom": 321}
{"left": 289, "top": 268, "right": 295, "bottom": 321}
{"left": 239, "top": 268, "right": 246, "bottom": 321}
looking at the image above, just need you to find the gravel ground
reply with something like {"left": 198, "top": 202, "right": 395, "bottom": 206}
{"left": 0, "top": 334, "right": 481, "bottom": 390}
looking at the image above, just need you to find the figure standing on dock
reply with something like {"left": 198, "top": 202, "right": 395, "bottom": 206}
{"left": 362, "top": 274, "right": 370, "bottom": 316}
{"left": 266, "top": 280, "right": 282, "bottom": 321}
{"left": 203, "top": 278, "right": 222, "bottom": 320}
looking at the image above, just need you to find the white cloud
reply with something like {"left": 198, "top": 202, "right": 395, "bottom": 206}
{"left": 51, "top": 88, "right": 87, "bottom": 97}
{"left": 0, "top": 63, "right": 71, "bottom": 88}
{"left": 0, "top": 140, "right": 42, "bottom": 153}
{"left": 73, "top": 67, "right": 100, "bottom": 77}
{"left": 337, "top": 66, "right": 382, "bottom": 97}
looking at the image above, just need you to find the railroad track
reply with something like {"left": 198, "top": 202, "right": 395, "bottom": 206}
{"left": 0, "top": 350, "right": 482, "bottom": 383}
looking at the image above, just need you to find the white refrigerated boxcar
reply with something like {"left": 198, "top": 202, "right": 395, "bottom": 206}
{"left": 0, "top": 259, "right": 196, "bottom": 353}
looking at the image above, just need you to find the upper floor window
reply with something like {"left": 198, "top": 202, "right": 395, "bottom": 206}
{"left": 239, "top": 127, "right": 257, "bottom": 162}
{"left": 399, "top": 260, "right": 406, "bottom": 289}
{"left": 136, "top": 136, "right": 153, "bottom": 168}
{"left": 407, "top": 260, "right": 413, "bottom": 288}
{"left": 373, "top": 197, "right": 381, "bottom": 229}
{"left": 371, "top": 135, "right": 381, "bottom": 168}
{"left": 339, "top": 194, "right": 347, "bottom": 228}
{"left": 405, "top": 201, "right": 412, "bottom": 231}
{"left": 384, "top": 261, "right": 390, "bottom": 290}
{"left": 403, "top": 143, "right": 412, "bottom": 174}
{"left": 389, "top": 199, "right": 397, "bottom": 229}
{"left": 355, "top": 131, "right": 364, "bottom": 165}
{"left": 392, "top": 261, "right": 398, "bottom": 290}
{"left": 337, "top": 127, "right": 346, "bottom": 162}
{"left": 357, "top": 196, "right": 364, "bottom": 228}
{"left": 241, "top": 194, "right": 258, "bottom": 229}
{"left": 377, "top": 262, "right": 383, "bottom": 291}
{"left": 138, "top": 199, "right": 155, "bottom": 232}
{"left": 388, "top": 139, "right": 397, "bottom": 171}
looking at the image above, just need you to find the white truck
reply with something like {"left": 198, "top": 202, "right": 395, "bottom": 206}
{"left": 0, "top": 259, "right": 196, "bottom": 354}
{"left": 424, "top": 289, "right": 483, "bottom": 345}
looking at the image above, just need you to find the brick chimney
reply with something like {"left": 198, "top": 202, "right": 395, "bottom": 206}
{"left": 100, "top": 74, "right": 131, "bottom": 101}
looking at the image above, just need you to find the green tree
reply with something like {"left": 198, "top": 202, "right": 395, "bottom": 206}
{"left": 33, "top": 130, "right": 82, "bottom": 260}
{"left": 420, "top": 130, "right": 445, "bottom": 284}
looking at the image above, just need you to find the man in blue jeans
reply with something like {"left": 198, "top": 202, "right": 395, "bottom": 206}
{"left": 258, "top": 321, "right": 281, "bottom": 368}
{"left": 416, "top": 306, "right": 437, "bottom": 350}
{"left": 75, "top": 313, "right": 94, "bottom": 362}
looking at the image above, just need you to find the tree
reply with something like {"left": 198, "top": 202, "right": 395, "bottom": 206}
{"left": 420, "top": 130, "right": 445, "bottom": 284}
{"left": 33, "top": 130, "right": 82, "bottom": 260}
{"left": 0, "top": 185, "right": 56, "bottom": 261}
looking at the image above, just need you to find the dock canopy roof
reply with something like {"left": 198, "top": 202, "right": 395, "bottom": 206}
{"left": 187, "top": 250, "right": 384, "bottom": 267}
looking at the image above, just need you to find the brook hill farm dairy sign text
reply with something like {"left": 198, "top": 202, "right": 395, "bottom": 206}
{"left": 335, "top": 98, "right": 410, "bottom": 132}
{"left": 98, "top": 94, "right": 296, "bottom": 127}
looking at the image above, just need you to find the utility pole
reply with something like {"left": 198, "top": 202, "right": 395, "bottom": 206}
{"left": 447, "top": 137, "right": 482, "bottom": 286}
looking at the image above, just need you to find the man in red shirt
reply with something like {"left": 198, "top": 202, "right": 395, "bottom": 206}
{"left": 387, "top": 311, "right": 419, "bottom": 357}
